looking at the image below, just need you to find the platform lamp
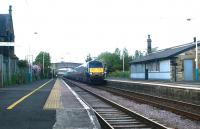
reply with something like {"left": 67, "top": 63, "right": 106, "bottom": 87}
{"left": 194, "top": 37, "right": 199, "bottom": 80}
{"left": 43, "top": 52, "right": 45, "bottom": 78}
{"left": 122, "top": 53, "right": 124, "bottom": 72}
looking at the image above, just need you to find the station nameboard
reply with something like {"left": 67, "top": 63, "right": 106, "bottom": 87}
{"left": 0, "top": 42, "right": 14, "bottom": 46}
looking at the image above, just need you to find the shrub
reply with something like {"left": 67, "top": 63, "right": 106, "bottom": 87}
{"left": 108, "top": 70, "right": 130, "bottom": 78}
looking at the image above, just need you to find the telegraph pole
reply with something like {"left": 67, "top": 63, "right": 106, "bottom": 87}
{"left": 194, "top": 37, "right": 199, "bottom": 80}
{"left": 43, "top": 52, "right": 45, "bottom": 78}
{"left": 123, "top": 53, "right": 124, "bottom": 72}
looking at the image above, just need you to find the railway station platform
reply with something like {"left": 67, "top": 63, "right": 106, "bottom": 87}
{"left": 106, "top": 78, "right": 200, "bottom": 105}
{"left": 106, "top": 78, "right": 200, "bottom": 89}
{"left": 44, "top": 78, "right": 101, "bottom": 129}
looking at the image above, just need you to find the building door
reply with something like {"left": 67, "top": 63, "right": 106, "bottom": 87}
{"left": 145, "top": 69, "right": 148, "bottom": 80}
{"left": 184, "top": 60, "right": 193, "bottom": 81}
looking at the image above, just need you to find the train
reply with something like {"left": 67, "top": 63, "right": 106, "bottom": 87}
{"left": 63, "top": 60, "right": 106, "bottom": 84}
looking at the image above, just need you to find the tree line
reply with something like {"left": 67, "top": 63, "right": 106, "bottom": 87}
{"left": 85, "top": 48, "right": 149, "bottom": 74}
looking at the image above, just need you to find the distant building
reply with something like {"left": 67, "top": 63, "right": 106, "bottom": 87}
{"left": 0, "top": 6, "right": 17, "bottom": 87}
{"left": 130, "top": 35, "right": 200, "bottom": 81}
{"left": 51, "top": 62, "right": 82, "bottom": 76}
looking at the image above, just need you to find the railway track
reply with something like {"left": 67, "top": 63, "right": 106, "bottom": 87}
{"left": 64, "top": 79, "right": 169, "bottom": 129}
{"left": 96, "top": 86, "right": 200, "bottom": 121}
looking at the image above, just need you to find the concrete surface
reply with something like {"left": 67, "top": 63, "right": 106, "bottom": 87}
{"left": 107, "top": 79, "right": 200, "bottom": 105}
{"left": 49, "top": 79, "right": 101, "bottom": 129}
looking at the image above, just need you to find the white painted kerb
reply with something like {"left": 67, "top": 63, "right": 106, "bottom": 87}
{"left": 61, "top": 79, "right": 98, "bottom": 129}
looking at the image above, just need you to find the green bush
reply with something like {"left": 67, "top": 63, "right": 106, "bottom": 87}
{"left": 108, "top": 70, "right": 130, "bottom": 78}
{"left": 10, "top": 70, "right": 29, "bottom": 85}
{"left": 11, "top": 74, "right": 18, "bottom": 84}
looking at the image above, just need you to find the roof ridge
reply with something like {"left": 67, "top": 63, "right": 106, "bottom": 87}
{"left": 149, "top": 41, "right": 195, "bottom": 55}
{"left": 131, "top": 41, "right": 200, "bottom": 63}
{"left": 0, "top": 14, "right": 9, "bottom": 16}
{"left": 170, "top": 42, "right": 194, "bottom": 49}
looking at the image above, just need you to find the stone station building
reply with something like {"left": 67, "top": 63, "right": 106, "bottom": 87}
{"left": 130, "top": 35, "right": 200, "bottom": 81}
{"left": 0, "top": 6, "right": 18, "bottom": 87}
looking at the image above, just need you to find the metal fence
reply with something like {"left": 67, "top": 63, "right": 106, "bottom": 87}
{"left": 0, "top": 54, "right": 22, "bottom": 87}
{"left": 0, "top": 54, "right": 43, "bottom": 87}
{"left": 0, "top": 55, "right": 3, "bottom": 87}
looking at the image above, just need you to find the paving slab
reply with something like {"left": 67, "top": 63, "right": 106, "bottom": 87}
{"left": 44, "top": 79, "right": 101, "bottom": 129}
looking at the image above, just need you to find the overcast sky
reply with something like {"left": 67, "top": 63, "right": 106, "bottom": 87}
{"left": 1, "top": 0, "right": 200, "bottom": 63}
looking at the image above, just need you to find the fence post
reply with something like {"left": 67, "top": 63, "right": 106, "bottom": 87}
{"left": 0, "top": 55, "right": 3, "bottom": 87}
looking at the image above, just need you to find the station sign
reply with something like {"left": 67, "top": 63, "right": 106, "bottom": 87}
{"left": 0, "top": 42, "right": 14, "bottom": 46}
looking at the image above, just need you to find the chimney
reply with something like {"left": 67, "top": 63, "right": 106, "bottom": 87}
{"left": 9, "top": 5, "right": 12, "bottom": 15}
{"left": 147, "top": 34, "right": 152, "bottom": 54}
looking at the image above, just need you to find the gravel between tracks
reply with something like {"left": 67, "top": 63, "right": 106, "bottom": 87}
{"left": 81, "top": 84, "right": 200, "bottom": 129}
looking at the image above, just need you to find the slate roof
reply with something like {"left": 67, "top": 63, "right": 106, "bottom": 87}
{"left": 0, "top": 6, "right": 16, "bottom": 57}
{"left": 0, "top": 6, "right": 14, "bottom": 42}
{"left": 130, "top": 41, "right": 200, "bottom": 64}
{"left": 0, "top": 14, "right": 9, "bottom": 36}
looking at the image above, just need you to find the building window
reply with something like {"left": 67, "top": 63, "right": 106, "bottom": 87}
{"left": 147, "top": 62, "right": 160, "bottom": 72}
{"left": 0, "top": 38, "right": 5, "bottom": 42}
{"left": 132, "top": 64, "right": 145, "bottom": 73}
{"left": 156, "top": 62, "right": 160, "bottom": 71}
{"left": 147, "top": 63, "right": 153, "bottom": 71}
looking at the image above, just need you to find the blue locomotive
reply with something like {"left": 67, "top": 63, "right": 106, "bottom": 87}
{"left": 64, "top": 60, "right": 106, "bottom": 84}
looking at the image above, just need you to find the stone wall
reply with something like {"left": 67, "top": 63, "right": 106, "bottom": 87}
{"left": 174, "top": 47, "right": 200, "bottom": 81}
{"left": 107, "top": 80, "right": 200, "bottom": 105}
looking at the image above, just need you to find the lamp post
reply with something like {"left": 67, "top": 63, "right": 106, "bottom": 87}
{"left": 122, "top": 53, "right": 124, "bottom": 72}
{"left": 43, "top": 52, "right": 45, "bottom": 78}
{"left": 194, "top": 37, "right": 199, "bottom": 80}
{"left": 29, "top": 55, "right": 33, "bottom": 82}
{"left": 26, "top": 55, "right": 33, "bottom": 82}
{"left": 187, "top": 19, "right": 199, "bottom": 80}
{"left": 27, "top": 32, "right": 37, "bottom": 82}
{"left": 51, "top": 67, "right": 54, "bottom": 79}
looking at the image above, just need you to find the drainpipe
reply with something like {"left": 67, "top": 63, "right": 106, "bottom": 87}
{"left": 174, "top": 65, "right": 177, "bottom": 82}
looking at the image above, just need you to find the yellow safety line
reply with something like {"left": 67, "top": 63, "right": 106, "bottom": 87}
{"left": 7, "top": 79, "right": 53, "bottom": 110}
{"left": 43, "top": 79, "right": 61, "bottom": 110}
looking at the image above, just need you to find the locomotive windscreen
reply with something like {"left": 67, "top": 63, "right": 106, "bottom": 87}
{"left": 89, "top": 61, "right": 103, "bottom": 68}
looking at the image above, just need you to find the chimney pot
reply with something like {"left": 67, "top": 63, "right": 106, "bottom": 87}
{"left": 147, "top": 34, "right": 152, "bottom": 54}
{"left": 9, "top": 5, "right": 12, "bottom": 15}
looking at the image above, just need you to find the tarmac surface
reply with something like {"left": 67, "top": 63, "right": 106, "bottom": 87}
{"left": 0, "top": 79, "right": 56, "bottom": 129}
{"left": 0, "top": 78, "right": 101, "bottom": 129}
